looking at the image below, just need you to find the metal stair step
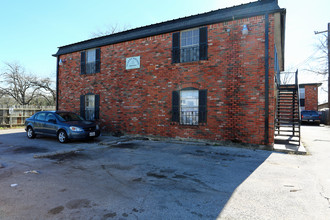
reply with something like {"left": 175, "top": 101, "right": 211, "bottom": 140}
{"left": 275, "top": 122, "right": 299, "bottom": 127}
{"left": 276, "top": 85, "right": 301, "bottom": 144}
{"left": 275, "top": 126, "right": 300, "bottom": 129}
{"left": 276, "top": 122, "right": 300, "bottom": 125}
{"left": 274, "top": 134, "right": 300, "bottom": 139}
{"left": 277, "top": 109, "right": 299, "bottom": 111}
{"left": 275, "top": 130, "right": 300, "bottom": 133}
{"left": 278, "top": 106, "right": 299, "bottom": 108}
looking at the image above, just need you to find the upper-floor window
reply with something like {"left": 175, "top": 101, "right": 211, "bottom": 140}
{"left": 172, "top": 27, "right": 208, "bottom": 63}
{"left": 299, "top": 88, "right": 305, "bottom": 99}
{"left": 181, "top": 29, "right": 200, "bottom": 63}
{"left": 81, "top": 48, "right": 101, "bottom": 74}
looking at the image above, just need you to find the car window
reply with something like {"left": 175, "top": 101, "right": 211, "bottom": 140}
{"left": 302, "top": 111, "right": 318, "bottom": 115}
{"left": 35, "top": 112, "right": 47, "bottom": 121}
{"left": 311, "top": 111, "right": 319, "bottom": 115}
{"left": 46, "top": 113, "right": 56, "bottom": 122}
{"left": 56, "top": 112, "right": 83, "bottom": 122}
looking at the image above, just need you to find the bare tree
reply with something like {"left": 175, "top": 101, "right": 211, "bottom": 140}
{"left": 280, "top": 71, "right": 294, "bottom": 85}
{"left": 32, "top": 77, "right": 56, "bottom": 105}
{"left": 0, "top": 62, "right": 39, "bottom": 105}
{"left": 315, "top": 34, "right": 328, "bottom": 75}
{"left": 90, "top": 23, "right": 131, "bottom": 38}
{"left": 0, "top": 62, "right": 56, "bottom": 106}
{"left": 0, "top": 88, "right": 4, "bottom": 99}
{"left": 303, "top": 35, "right": 328, "bottom": 89}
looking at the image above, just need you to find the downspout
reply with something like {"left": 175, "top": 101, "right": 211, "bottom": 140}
{"left": 56, "top": 56, "right": 59, "bottom": 111}
{"left": 264, "top": 13, "right": 269, "bottom": 145}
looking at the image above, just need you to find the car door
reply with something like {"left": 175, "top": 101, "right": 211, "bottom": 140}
{"left": 43, "top": 113, "right": 58, "bottom": 136}
{"left": 34, "top": 112, "right": 47, "bottom": 134}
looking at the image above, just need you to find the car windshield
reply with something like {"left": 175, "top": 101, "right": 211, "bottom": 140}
{"left": 56, "top": 112, "right": 84, "bottom": 122}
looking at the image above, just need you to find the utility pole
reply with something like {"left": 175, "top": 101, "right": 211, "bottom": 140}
{"left": 315, "top": 22, "right": 330, "bottom": 125}
{"left": 328, "top": 23, "right": 330, "bottom": 125}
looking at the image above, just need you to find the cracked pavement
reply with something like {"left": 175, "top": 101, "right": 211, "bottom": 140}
{"left": 0, "top": 129, "right": 271, "bottom": 219}
{"left": 0, "top": 125, "right": 329, "bottom": 219}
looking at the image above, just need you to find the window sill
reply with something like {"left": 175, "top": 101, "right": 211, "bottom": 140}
{"left": 80, "top": 72, "right": 100, "bottom": 76}
{"left": 172, "top": 60, "right": 208, "bottom": 66}
{"left": 170, "top": 122, "right": 206, "bottom": 127}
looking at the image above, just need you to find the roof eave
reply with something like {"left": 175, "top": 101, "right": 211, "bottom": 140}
{"left": 53, "top": 4, "right": 285, "bottom": 57}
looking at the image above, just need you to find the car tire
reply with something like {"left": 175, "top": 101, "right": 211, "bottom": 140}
{"left": 58, "top": 130, "right": 68, "bottom": 143}
{"left": 27, "top": 127, "right": 36, "bottom": 139}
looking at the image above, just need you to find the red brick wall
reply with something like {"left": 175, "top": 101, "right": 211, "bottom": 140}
{"left": 305, "top": 85, "right": 318, "bottom": 111}
{"left": 57, "top": 14, "right": 277, "bottom": 145}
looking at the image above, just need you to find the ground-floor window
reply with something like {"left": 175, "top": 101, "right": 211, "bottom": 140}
{"left": 180, "top": 90, "right": 199, "bottom": 125}
{"left": 172, "top": 89, "right": 207, "bottom": 125}
{"left": 85, "top": 95, "right": 95, "bottom": 120}
{"left": 80, "top": 94, "right": 100, "bottom": 120}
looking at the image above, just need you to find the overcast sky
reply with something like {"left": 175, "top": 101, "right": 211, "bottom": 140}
{"left": 1, "top": 0, "right": 329, "bottom": 102}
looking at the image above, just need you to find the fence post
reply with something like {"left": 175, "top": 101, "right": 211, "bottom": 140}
{"left": 9, "top": 115, "right": 12, "bottom": 128}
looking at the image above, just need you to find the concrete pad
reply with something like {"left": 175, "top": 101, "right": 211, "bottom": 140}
{"left": 219, "top": 125, "right": 330, "bottom": 219}
{"left": 274, "top": 135, "right": 307, "bottom": 155}
{"left": 273, "top": 142, "right": 307, "bottom": 155}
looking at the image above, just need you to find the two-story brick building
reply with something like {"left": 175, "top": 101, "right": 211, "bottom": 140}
{"left": 53, "top": 0, "right": 286, "bottom": 147}
{"left": 299, "top": 83, "right": 322, "bottom": 111}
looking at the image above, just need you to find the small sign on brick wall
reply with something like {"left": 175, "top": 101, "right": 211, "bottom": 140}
{"left": 126, "top": 56, "right": 140, "bottom": 70}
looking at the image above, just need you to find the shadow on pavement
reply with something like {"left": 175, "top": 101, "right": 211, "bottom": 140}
{"left": 0, "top": 129, "right": 273, "bottom": 219}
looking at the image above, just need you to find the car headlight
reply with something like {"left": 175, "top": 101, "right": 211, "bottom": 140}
{"left": 96, "top": 124, "right": 99, "bottom": 130}
{"left": 70, "top": 126, "right": 84, "bottom": 132}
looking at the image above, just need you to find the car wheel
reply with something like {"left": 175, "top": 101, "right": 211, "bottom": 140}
{"left": 58, "top": 130, "right": 68, "bottom": 143}
{"left": 27, "top": 127, "right": 36, "bottom": 139}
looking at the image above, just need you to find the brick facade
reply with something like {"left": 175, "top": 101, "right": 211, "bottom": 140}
{"left": 304, "top": 85, "right": 319, "bottom": 111}
{"left": 55, "top": 1, "right": 285, "bottom": 146}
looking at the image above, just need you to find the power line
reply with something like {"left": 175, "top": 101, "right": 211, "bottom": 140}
{"left": 291, "top": 48, "right": 320, "bottom": 70}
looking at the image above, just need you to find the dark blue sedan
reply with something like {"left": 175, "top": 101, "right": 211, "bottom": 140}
{"left": 25, "top": 111, "right": 101, "bottom": 143}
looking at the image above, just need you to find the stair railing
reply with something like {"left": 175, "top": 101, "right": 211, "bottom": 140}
{"left": 295, "top": 69, "right": 301, "bottom": 143}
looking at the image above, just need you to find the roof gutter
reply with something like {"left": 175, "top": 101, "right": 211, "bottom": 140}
{"left": 56, "top": 56, "right": 59, "bottom": 110}
{"left": 264, "top": 13, "right": 270, "bottom": 146}
{"left": 280, "top": 9, "right": 286, "bottom": 70}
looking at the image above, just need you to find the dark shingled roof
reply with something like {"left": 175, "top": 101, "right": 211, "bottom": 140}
{"left": 299, "top": 83, "right": 322, "bottom": 88}
{"left": 53, "top": 0, "right": 285, "bottom": 57}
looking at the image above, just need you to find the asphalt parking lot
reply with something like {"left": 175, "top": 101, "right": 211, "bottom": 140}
{"left": 1, "top": 126, "right": 330, "bottom": 220}
{"left": 0, "top": 128, "right": 272, "bottom": 219}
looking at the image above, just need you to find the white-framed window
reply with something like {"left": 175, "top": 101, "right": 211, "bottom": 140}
{"left": 180, "top": 29, "right": 200, "bottom": 63}
{"left": 86, "top": 49, "right": 96, "bottom": 74}
{"left": 172, "top": 27, "right": 207, "bottom": 64}
{"left": 85, "top": 95, "right": 95, "bottom": 120}
{"left": 299, "top": 88, "right": 305, "bottom": 99}
{"left": 180, "top": 90, "right": 199, "bottom": 125}
{"left": 81, "top": 48, "right": 100, "bottom": 74}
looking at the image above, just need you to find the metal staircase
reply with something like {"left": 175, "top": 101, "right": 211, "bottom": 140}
{"left": 275, "top": 71, "right": 301, "bottom": 145}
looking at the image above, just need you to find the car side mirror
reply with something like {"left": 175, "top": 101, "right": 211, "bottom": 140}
{"left": 48, "top": 119, "right": 56, "bottom": 124}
